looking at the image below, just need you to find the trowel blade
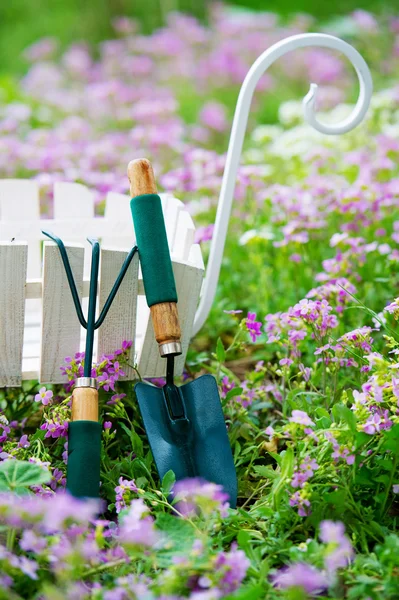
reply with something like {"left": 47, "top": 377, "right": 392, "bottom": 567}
{"left": 135, "top": 374, "right": 237, "bottom": 507}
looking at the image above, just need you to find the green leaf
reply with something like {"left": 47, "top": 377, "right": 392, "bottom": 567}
{"left": 0, "top": 460, "right": 51, "bottom": 492}
{"left": 253, "top": 465, "right": 277, "bottom": 480}
{"left": 224, "top": 585, "right": 264, "bottom": 600}
{"left": 216, "top": 337, "right": 226, "bottom": 363}
{"left": 161, "top": 470, "right": 176, "bottom": 495}
{"left": 381, "top": 424, "right": 399, "bottom": 453}
{"left": 237, "top": 529, "right": 251, "bottom": 549}
{"left": 226, "top": 387, "right": 243, "bottom": 401}
{"left": 271, "top": 447, "right": 294, "bottom": 510}
{"left": 332, "top": 403, "right": 357, "bottom": 433}
{"left": 155, "top": 513, "right": 195, "bottom": 567}
{"left": 119, "top": 422, "right": 144, "bottom": 456}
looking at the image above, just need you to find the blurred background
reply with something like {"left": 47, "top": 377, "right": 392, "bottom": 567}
{"left": 0, "top": 0, "right": 392, "bottom": 74}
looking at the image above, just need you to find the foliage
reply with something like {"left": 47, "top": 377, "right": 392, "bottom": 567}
{"left": 1, "top": 5, "right": 399, "bottom": 599}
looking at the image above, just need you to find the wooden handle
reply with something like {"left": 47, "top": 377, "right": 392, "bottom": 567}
{"left": 128, "top": 158, "right": 182, "bottom": 355}
{"left": 72, "top": 387, "right": 99, "bottom": 421}
{"left": 150, "top": 302, "right": 181, "bottom": 345}
{"left": 128, "top": 158, "right": 157, "bottom": 196}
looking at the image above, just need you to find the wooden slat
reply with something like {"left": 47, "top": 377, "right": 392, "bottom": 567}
{"left": 0, "top": 242, "right": 27, "bottom": 386}
{"left": 172, "top": 210, "right": 196, "bottom": 261}
{"left": 97, "top": 248, "right": 139, "bottom": 379}
{"left": 0, "top": 180, "right": 40, "bottom": 221}
{"left": 102, "top": 191, "right": 135, "bottom": 249}
{"left": 40, "top": 242, "right": 84, "bottom": 383}
{"left": 54, "top": 182, "right": 95, "bottom": 219}
{"left": 0, "top": 180, "right": 41, "bottom": 278}
{"left": 164, "top": 195, "right": 183, "bottom": 250}
{"left": 138, "top": 259, "right": 204, "bottom": 378}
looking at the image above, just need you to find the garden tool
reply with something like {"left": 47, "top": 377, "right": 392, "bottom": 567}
{"left": 128, "top": 159, "right": 237, "bottom": 507}
{"left": 42, "top": 231, "right": 137, "bottom": 498}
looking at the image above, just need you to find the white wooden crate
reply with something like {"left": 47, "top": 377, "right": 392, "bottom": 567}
{"left": 0, "top": 180, "right": 204, "bottom": 386}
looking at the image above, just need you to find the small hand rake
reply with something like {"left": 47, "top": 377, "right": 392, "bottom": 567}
{"left": 128, "top": 159, "right": 238, "bottom": 507}
{"left": 42, "top": 231, "right": 137, "bottom": 498}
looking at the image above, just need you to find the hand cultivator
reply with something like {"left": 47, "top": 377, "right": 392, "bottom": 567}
{"left": 42, "top": 231, "right": 137, "bottom": 498}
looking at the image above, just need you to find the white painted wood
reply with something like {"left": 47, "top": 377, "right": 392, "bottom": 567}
{"left": 172, "top": 210, "right": 196, "bottom": 261}
{"left": 164, "top": 195, "right": 184, "bottom": 250}
{"left": 0, "top": 242, "right": 28, "bottom": 386}
{"left": 0, "top": 180, "right": 41, "bottom": 278}
{"left": 138, "top": 258, "right": 204, "bottom": 378}
{"left": 0, "top": 180, "right": 40, "bottom": 221}
{"left": 40, "top": 242, "right": 84, "bottom": 383}
{"left": 54, "top": 182, "right": 95, "bottom": 219}
{"left": 102, "top": 192, "right": 135, "bottom": 250}
{"left": 97, "top": 248, "right": 139, "bottom": 379}
{"left": 0, "top": 179, "right": 204, "bottom": 383}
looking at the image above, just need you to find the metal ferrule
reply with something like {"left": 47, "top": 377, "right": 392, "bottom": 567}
{"left": 75, "top": 377, "right": 97, "bottom": 389}
{"left": 159, "top": 341, "right": 182, "bottom": 357}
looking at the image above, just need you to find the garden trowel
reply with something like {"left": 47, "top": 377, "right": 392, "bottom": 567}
{"left": 128, "top": 158, "right": 237, "bottom": 507}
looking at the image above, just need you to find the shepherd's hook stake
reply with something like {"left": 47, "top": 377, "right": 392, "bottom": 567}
{"left": 192, "top": 33, "right": 373, "bottom": 335}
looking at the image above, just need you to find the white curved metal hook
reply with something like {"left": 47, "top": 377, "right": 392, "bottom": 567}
{"left": 192, "top": 33, "right": 372, "bottom": 335}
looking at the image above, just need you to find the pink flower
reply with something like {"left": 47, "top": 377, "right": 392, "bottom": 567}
{"left": 119, "top": 499, "right": 158, "bottom": 547}
{"left": 18, "top": 434, "right": 30, "bottom": 449}
{"left": 289, "top": 410, "right": 314, "bottom": 427}
{"left": 246, "top": 312, "right": 262, "bottom": 343}
{"left": 272, "top": 562, "right": 328, "bottom": 594}
{"left": 34, "top": 387, "right": 53, "bottom": 406}
{"left": 199, "top": 101, "right": 228, "bottom": 132}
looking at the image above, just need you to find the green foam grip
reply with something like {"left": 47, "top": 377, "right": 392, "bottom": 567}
{"left": 67, "top": 420, "right": 102, "bottom": 498}
{"left": 130, "top": 194, "right": 178, "bottom": 307}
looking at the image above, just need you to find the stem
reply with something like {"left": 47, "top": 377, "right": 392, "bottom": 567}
{"left": 379, "top": 453, "right": 398, "bottom": 519}
{"left": 6, "top": 527, "right": 16, "bottom": 552}
{"left": 83, "top": 557, "right": 130, "bottom": 577}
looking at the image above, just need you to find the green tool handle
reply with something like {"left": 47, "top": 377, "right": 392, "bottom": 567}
{"left": 67, "top": 420, "right": 101, "bottom": 498}
{"left": 66, "top": 385, "right": 101, "bottom": 498}
{"left": 128, "top": 159, "right": 182, "bottom": 357}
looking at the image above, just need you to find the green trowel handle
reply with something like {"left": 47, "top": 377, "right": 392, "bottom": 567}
{"left": 128, "top": 158, "right": 182, "bottom": 357}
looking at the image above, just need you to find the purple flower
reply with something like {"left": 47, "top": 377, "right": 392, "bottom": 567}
{"left": 246, "top": 312, "right": 262, "bottom": 343}
{"left": 17, "top": 434, "right": 30, "bottom": 449}
{"left": 289, "top": 491, "right": 311, "bottom": 516}
{"left": 172, "top": 478, "right": 229, "bottom": 516}
{"left": 300, "top": 456, "right": 319, "bottom": 474}
{"left": 200, "top": 101, "right": 228, "bottom": 132}
{"left": 320, "top": 520, "right": 354, "bottom": 572}
{"left": 272, "top": 562, "right": 328, "bottom": 594}
{"left": 195, "top": 224, "right": 215, "bottom": 244}
{"left": 19, "top": 529, "right": 47, "bottom": 553}
{"left": 107, "top": 393, "right": 126, "bottom": 406}
{"left": 289, "top": 410, "right": 314, "bottom": 427}
{"left": 115, "top": 477, "right": 138, "bottom": 513}
{"left": 34, "top": 387, "right": 53, "bottom": 405}
{"left": 291, "top": 470, "right": 309, "bottom": 488}
{"left": 119, "top": 499, "right": 158, "bottom": 547}
{"left": 109, "top": 361, "right": 126, "bottom": 378}
{"left": 104, "top": 421, "right": 112, "bottom": 430}
{"left": 214, "top": 543, "right": 250, "bottom": 593}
